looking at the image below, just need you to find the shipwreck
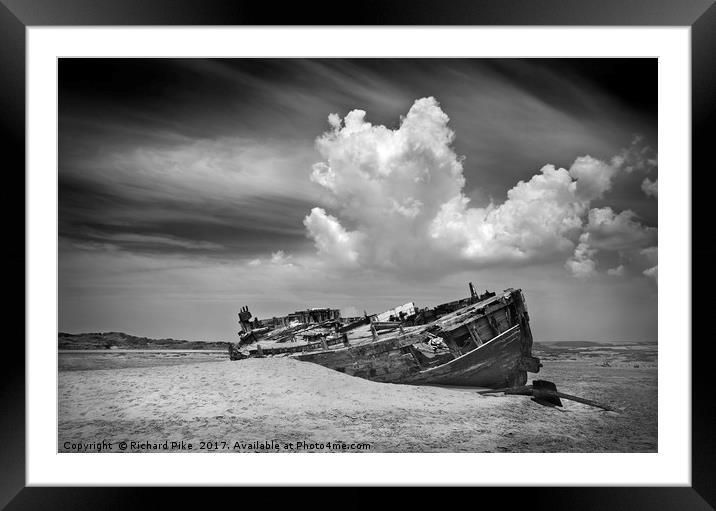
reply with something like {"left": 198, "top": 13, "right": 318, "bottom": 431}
{"left": 228, "top": 284, "right": 542, "bottom": 388}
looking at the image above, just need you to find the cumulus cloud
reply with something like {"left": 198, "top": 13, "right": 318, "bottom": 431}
{"left": 430, "top": 163, "right": 586, "bottom": 262}
{"left": 244, "top": 249, "right": 297, "bottom": 268}
{"left": 643, "top": 265, "right": 658, "bottom": 283}
{"left": 569, "top": 156, "right": 619, "bottom": 200}
{"left": 565, "top": 234, "right": 597, "bottom": 279}
{"left": 607, "top": 265, "right": 625, "bottom": 276}
{"left": 584, "top": 207, "right": 657, "bottom": 251}
{"left": 642, "top": 177, "right": 658, "bottom": 198}
{"left": 303, "top": 207, "right": 362, "bottom": 265}
{"left": 270, "top": 250, "right": 293, "bottom": 265}
{"left": 564, "top": 208, "right": 656, "bottom": 278}
{"left": 639, "top": 247, "right": 658, "bottom": 285}
{"left": 640, "top": 246, "right": 658, "bottom": 266}
{"left": 303, "top": 97, "right": 657, "bottom": 279}
{"left": 610, "top": 135, "right": 657, "bottom": 174}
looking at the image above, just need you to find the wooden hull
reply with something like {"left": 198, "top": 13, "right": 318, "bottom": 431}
{"left": 231, "top": 288, "right": 541, "bottom": 389}
{"left": 402, "top": 325, "right": 524, "bottom": 386}
{"left": 295, "top": 324, "right": 528, "bottom": 388}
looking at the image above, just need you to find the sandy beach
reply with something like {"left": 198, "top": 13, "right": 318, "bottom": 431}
{"left": 58, "top": 345, "right": 657, "bottom": 453}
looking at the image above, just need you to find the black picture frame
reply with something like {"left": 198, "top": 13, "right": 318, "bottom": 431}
{"left": 2, "top": 0, "right": 713, "bottom": 509}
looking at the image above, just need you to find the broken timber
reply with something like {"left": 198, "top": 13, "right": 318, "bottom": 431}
{"left": 477, "top": 380, "right": 617, "bottom": 412}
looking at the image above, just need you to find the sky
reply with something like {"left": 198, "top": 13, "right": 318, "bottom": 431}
{"left": 58, "top": 59, "right": 658, "bottom": 342}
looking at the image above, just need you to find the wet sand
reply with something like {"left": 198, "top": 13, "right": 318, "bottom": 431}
{"left": 58, "top": 344, "right": 657, "bottom": 453}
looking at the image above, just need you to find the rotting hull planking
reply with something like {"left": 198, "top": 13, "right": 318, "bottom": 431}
{"left": 229, "top": 288, "right": 541, "bottom": 388}
{"left": 294, "top": 324, "right": 528, "bottom": 388}
{"left": 402, "top": 325, "right": 524, "bottom": 386}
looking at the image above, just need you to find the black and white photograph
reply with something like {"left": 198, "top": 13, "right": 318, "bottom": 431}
{"left": 58, "top": 58, "right": 658, "bottom": 454}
